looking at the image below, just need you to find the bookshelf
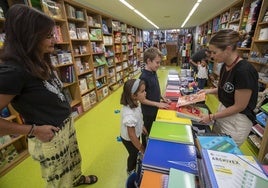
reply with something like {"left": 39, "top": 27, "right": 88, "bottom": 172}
{"left": 197, "top": 0, "right": 268, "bottom": 162}
{"left": 102, "top": 15, "right": 117, "bottom": 91}
{"left": 0, "top": 105, "right": 29, "bottom": 176}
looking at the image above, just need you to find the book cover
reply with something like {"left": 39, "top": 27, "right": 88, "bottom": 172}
{"left": 256, "top": 111, "right": 268, "bottom": 127}
{"left": 149, "top": 121, "right": 194, "bottom": 145}
{"left": 252, "top": 124, "right": 264, "bottom": 137}
{"left": 53, "top": 25, "right": 63, "bottom": 43}
{"left": 196, "top": 135, "right": 242, "bottom": 155}
{"left": 76, "top": 28, "right": 89, "bottom": 40}
{"left": 164, "top": 89, "right": 181, "bottom": 101}
{"left": 201, "top": 149, "right": 268, "bottom": 188}
{"left": 260, "top": 102, "right": 268, "bottom": 113}
{"left": 140, "top": 170, "right": 169, "bottom": 188}
{"left": 166, "top": 84, "right": 181, "bottom": 90}
{"left": 168, "top": 168, "right": 196, "bottom": 188}
{"left": 142, "top": 138, "right": 198, "bottom": 175}
{"left": 85, "top": 74, "right": 95, "bottom": 91}
{"left": 156, "top": 109, "right": 192, "bottom": 125}
{"left": 68, "top": 23, "right": 77, "bottom": 39}
{"left": 79, "top": 78, "right": 88, "bottom": 94}
{"left": 42, "top": 0, "right": 63, "bottom": 19}
{"left": 81, "top": 93, "right": 91, "bottom": 111}
{"left": 176, "top": 92, "right": 206, "bottom": 107}
{"left": 176, "top": 105, "right": 209, "bottom": 122}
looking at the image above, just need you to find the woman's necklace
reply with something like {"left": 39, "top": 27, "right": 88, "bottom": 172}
{"left": 225, "top": 56, "right": 240, "bottom": 69}
{"left": 219, "top": 56, "right": 240, "bottom": 89}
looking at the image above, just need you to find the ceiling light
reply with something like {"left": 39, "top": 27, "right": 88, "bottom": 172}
{"left": 119, "top": 0, "right": 159, "bottom": 29}
{"left": 181, "top": 0, "right": 201, "bottom": 28}
{"left": 119, "top": 0, "right": 134, "bottom": 10}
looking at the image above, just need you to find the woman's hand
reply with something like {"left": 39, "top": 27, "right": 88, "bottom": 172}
{"left": 200, "top": 114, "right": 212, "bottom": 124}
{"left": 33, "top": 125, "right": 60, "bottom": 142}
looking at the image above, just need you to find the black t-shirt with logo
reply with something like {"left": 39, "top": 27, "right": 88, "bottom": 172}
{"left": 218, "top": 59, "right": 258, "bottom": 122}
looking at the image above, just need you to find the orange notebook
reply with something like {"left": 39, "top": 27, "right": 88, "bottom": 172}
{"left": 140, "top": 170, "right": 168, "bottom": 188}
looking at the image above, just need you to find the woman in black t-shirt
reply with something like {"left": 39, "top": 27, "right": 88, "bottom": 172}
{"left": 0, "top": 5, "right": 97, "bottom": 187}
{"left": 199, "top": 29, "right": 258, "bottom": 146}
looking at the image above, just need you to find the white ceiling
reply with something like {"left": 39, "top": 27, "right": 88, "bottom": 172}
{"left": 74, "top": 0, "right": 240, "bottom": 30}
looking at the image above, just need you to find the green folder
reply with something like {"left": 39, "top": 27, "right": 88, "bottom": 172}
{"left": 168, "top": 168, "right": 196, "bottom": 188}
{"left": 149, "top": 121, "right": 194, "bottom": 145}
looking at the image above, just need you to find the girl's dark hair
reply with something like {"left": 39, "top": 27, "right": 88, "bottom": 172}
{"left": 0, "top": 4, "right": 55, "bottom": 80}
{"left": 209, "top": 29, "right": 241, "bottom": 51}
{"left": 120, "top": 79, "right": 145, "bottom": 108}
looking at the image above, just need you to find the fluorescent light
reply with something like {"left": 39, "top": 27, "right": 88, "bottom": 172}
{"left": 119, "top": 0, "right": 159, "bottom": 29}
{"left": 119, "top": 0, "right": 134, "bottom": 10}
{"left": 181, "top": 0, "right": 201, "bottom": 28}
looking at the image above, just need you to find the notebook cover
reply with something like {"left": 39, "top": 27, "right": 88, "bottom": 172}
{"left": 142, "top": 138, "right": 198, "bottom": 175}
{"left": 260, "top": 102, "right": 268, "bottom": 113}
{"left": 168, "top": 168, "right": 196, "bottom": 188}
{"left": 156, "top": 109, "right": 192, "bottom": 125}
{"left": 149, "top": 121, "right": 194, "bottom": 145}
{"left": 201, "top": 149, "right": 268, "bottom": 188}
{"left": 176, "top": 92, "right": 206, "bottom": 107}
{"left": 196, "top": 135, "right": 242, "bottom": 155}
{"left": 176, "top": 105, "right": 209, "bottom": 122}
{"left": 256, "top": 112, "right": 268, "bottom": 127}
{"left": 140, "top": 170, "right": 169, "bottom": 188}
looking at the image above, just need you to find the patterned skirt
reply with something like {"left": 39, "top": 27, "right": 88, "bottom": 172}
{"left": 28, "top": 117, "right": 82, "bottom": 188}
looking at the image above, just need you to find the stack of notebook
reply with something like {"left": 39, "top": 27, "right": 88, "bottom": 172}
{"left": 141, "top": 119, "right": 198, "bottom": 187}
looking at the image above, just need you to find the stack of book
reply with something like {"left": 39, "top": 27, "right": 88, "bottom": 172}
{"left": 164, "top": 73, "right": 181, "bottom": 102}
{"left": 196, "top": 133, "right": 268, "bottom": 187}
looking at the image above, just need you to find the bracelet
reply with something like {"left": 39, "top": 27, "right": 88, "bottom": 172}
{"left": 27, "top": 124, "right": 36, "bottom": 137}
{"left": 209, "top": 114, "right": 213, "bottom": 121}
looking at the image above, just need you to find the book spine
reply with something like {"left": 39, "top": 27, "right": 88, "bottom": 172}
{"left": 201, "top": 149, "right": 218, "bottom": 188}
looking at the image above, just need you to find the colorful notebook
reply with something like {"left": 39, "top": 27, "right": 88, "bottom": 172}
{"left": 142, "top": 138, "right": 198, "bottom": 175}
{"left": 149, "top": 121, "right": 194, "bottom": 145}
{"left": 261, "top": 102, "right": 268, "bottom": 113}
{"left": 168, "top": 168, "right": 196, "bottom": 188}
{"left": 176, "top": 105, "right": 209, "bottom": 122}
{"left": 201, "top": 149, "right": 268, "bottom": 188}
{"left": 256, "top": 111, "right": 268, "bottom": 127}
{"left": 140, "top": 170, "right": 169, "bottom": 188}
{"left": 196, "top": 135, "right": 242, "bottom": 155}
{"left": 176, "top": 92, "right": 206, "bottom": 107}
{"left": 156, "top": 109, "right": 192, "bottom": 125}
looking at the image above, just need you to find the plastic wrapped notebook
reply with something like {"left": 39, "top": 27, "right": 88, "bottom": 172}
{"left": 176, "top": 92, "right": 206, "bottom": 107}
{"left": 176, "top": 105, "right": 209, "bottom": 122}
